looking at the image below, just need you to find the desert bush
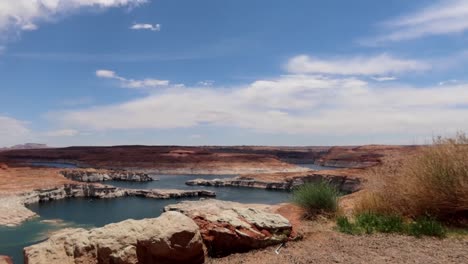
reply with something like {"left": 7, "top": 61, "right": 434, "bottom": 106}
{"left": 292, "top": 181, "right": 339, "bottom": 218}
{"left": 355, "top": 133, "right": 468, "bottom": 223}
{"left": 336, "top": 216, "right": 356, "bottom": 234}
{"left": 336, "top": 213, "right": 445, "bottom": 237}
{"left": 355, "top": 212, "right": 405, "bottom": 234}
{"left": 408, "top": 216, "right": 446, "bottom": 238}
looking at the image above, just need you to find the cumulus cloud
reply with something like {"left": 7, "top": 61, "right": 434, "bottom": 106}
{"left": 0, "top": 0, "right": 147, "bottom": 34}
{"left": 0, "top": 115, "right": 30, "bottom": 146}
{"left": 366, "top": 0, "right": 468, "bottom": 43}
{"left": 286, "top": 54, "right": 430, "bottom": 76}
{"left": 130, "top": 23, "right": 161, "bottom": 31}
{"left": 52, "top": 72, "right": 468, "bottom": 136}
{"left": 96, "top": 69, "right": 170, "bottom": 88}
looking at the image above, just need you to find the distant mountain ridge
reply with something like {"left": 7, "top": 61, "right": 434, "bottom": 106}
{"left": 0, "top": 143, "right": 49, "bottom": 151}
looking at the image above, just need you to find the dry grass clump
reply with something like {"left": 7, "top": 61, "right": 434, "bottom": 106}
{"left": 355, "top": 134, "right": 468, "bottom": 224}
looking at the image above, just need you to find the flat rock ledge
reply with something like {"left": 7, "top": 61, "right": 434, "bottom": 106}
{"left": 165, "top": 199, "right": 293, "bottom": 257}
{"left": 0, "top": 184, "right": 215, "bottom": 227}
{"left": 24, "top": 211, "right": 205, "bottom": 264}
{"left": 186, "top": 173, "right": 361, "bottom": 194}
{"left": 60, "top": 169, "right": 154, "bottom": 182}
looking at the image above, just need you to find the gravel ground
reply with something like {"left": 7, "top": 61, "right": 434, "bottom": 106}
{"left": 207, "top": 221, "right": 468, "bottom": 264}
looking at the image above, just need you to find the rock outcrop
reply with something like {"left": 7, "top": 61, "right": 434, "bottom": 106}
{"left": 60, "top": 169, "right": 154, "bottom": 182}
{"left": 186, "top": 173, "right": 361, "bottom": 194}
{"left": 164, "top": 199, "right": 292, "bottom": 257}
{"left": 0, "top": 255, "right": 13, "bottom": 264}
{"left": 24, "top": 211, "right": 205, "bottom": 264}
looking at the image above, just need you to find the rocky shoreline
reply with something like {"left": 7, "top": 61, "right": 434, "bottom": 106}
{"left": 60, "top": 169, "right": 154, "bottom": 182}
{"left": 186, "top": 172, "right": 361, "bottom": 194}
{"left": 0, "top": 184, "right": 215, "bottom": 227}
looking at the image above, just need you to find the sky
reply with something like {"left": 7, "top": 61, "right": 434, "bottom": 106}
{"left": 1, "top": 0, "right": 468, "bottom": 147}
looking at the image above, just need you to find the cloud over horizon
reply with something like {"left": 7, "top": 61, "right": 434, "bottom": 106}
{"left": 0, "top": 115, "right": 31, "bottom": 146}
{"left": 49, "top": 59, "right": 468, "bottom": 139}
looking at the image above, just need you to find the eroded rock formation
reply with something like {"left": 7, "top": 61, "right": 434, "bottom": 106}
{"left": 24, "top": 211, "right": 205, "bottom": 264}
{"left": 164, "top": 199, "right": 293, "bottom": 257}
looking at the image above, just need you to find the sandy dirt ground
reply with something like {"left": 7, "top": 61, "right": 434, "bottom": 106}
{"left": 207, "top": 219, "right": 468, "bottom": 264}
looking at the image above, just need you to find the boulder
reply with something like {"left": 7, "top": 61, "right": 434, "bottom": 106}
{"left": 24, "top": 211, "right": 205, "bottom": 264}
{"left": 0, "top": 256, "right": 13, "bottom": 264}
{"left": 164, "top": 199, "right": 292, "bottom": 257}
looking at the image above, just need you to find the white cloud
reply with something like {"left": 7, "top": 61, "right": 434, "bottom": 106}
{"left": 130, "top": 23, "right": 161, "bottom": 31}
{"left": 371, "top": 76, "right": 397, "bottom": 82}
{"left": 96, "top": 69, "right": 118, "bottom": 79}
{"left": 368, "top": 0, "right": 468, "bottom": 43}
{"left": 96, "top": 69, "right": 170, "bottom": 88}
{"left": 53, "top": 71, "right": 468, "bottom": 136}
{"left": 286, "top": 54, "right": 430, "bottom": 76}
{"left": 0, "top": 115, "right": 30, "bottom": 146}
{"left": 45, "top": 129, "right": 79, "bottom": 137}
{"left": 21, "top": 22, "right": 38, "bottom": 31}
{"left": 0, "top": 0, "right": 147, "bottom": 35}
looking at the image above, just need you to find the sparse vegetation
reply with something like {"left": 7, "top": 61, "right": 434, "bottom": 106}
{"left": 408, "top": 216, "right": 446, "bottom": 238}
{"left": 355, "top": 133, "right": 468, "bottom": 224}
{"left": 336, "top": 213, "right": 446, "bottom": 237}
{"left": 336, "top": 216, "right": 356, "bottom": 234}
{"left": 292, "top": 181, "right": 339, "bottom": 218}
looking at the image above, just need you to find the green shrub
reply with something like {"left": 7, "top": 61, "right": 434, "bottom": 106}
{"left": 292, "top": 181, "right": 339, "bottom": 218}
{"left": 336, "top": 216, "right": 357, "bottom": 234}
{"left": 336, "top": 213, "right": 445, "bottom": 238}
{"left": 355, "top": 212, "right": 381, "bottom": 234}
{"left": 408, "top": 216, "right": 446, "bottom": 238}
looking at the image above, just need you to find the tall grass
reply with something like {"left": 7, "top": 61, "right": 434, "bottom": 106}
{"left": 292, "top": 181, "right": 339, "bottom": 218}
{"left": 355, "top": 133, "right": 468, "bottom": 224}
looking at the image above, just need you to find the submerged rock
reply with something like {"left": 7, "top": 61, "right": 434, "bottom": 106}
{"left": 164, "top": 199, "right": 292, "bottom": 257}
{"left": 24, "top": 211, "right": 205, "bottom": 264}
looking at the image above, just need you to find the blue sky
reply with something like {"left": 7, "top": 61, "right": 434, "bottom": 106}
{"left": 1, "top": 0, "right": 468, "bottom": 147}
